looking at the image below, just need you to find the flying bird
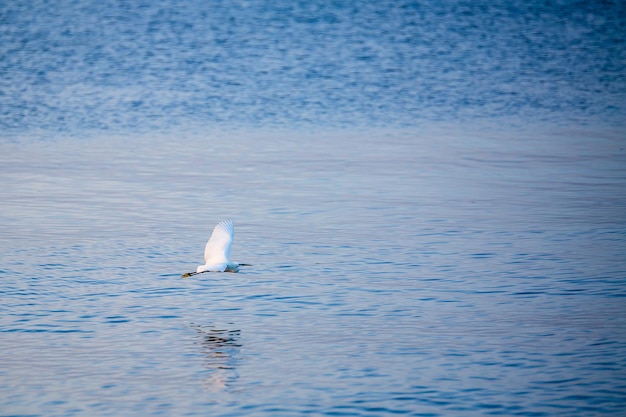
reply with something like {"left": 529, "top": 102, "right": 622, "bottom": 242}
{"left": 182, "top": 219, "right": 250, "bottom": 277}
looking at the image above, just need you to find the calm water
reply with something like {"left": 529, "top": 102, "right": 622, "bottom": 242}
{"left": 1, "top": 1, "right": 626, "bottom": 416}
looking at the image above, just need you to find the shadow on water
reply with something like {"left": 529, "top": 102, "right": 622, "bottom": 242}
{"left": 188, "top": 323, "right": 241, "bottom": 392}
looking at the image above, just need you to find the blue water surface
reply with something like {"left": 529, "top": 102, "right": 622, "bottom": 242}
{"left": 1, "top": 0, "right": 625, "bottom": 133}
{"left": 1, "top": 1, "right": 625, "bottom": 416}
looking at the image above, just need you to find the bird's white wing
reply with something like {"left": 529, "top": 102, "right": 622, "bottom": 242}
{"left": 203, "top": 219, "right": 234, "bottom": 264}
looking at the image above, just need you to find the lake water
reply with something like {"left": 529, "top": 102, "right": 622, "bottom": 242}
{"left": 1, "top": 1, "right": 625, "bottom": 416}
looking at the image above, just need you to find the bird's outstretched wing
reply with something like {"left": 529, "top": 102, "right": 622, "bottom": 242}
{"left": 203, "top": 219, "right": 234, "bottom": 264}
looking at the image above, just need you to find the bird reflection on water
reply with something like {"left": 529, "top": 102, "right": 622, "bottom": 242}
{"left": 189, "top": 323, "right": 241, "bottom": 392}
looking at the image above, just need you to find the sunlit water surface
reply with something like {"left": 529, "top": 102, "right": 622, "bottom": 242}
{"left": 2, "top": 128, "right": 625, "bottom": 416}
{"left": 1, "top": 0, "right": 625, "bottom": 416}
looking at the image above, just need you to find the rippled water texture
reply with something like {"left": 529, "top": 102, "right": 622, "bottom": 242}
{"left": 1, "top": 0, "right": 625, "bottom": 133}
{"left": 1, "top": 1, "right": 626, "bottom": 416}
{"left": 2, "top": 128, "right": 625, "bottom": 416}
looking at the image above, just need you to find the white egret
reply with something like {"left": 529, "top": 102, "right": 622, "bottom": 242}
{"left": 182, "top": 219, "right": 250, "bottom": 277}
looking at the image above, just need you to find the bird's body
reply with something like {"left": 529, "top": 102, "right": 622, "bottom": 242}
{"left": 182, "top": 219, "right": 250, "bottom": 277}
